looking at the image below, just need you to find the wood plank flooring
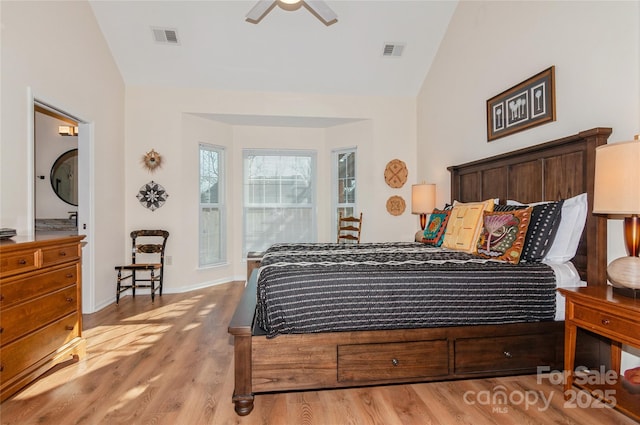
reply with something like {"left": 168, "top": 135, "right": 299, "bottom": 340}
{"left": 1, "top": 281, "right": 637, "bottom": 425}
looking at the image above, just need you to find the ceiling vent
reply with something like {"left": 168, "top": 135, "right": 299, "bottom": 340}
{"left": 151, "top": 27, "right": 180, "bottom": 45}
{"left": 382, "top": 42, "right": 405, "bottom": 58}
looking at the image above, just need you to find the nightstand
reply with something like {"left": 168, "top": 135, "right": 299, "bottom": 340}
{"left": 559, "top": 286, "right": 640, "bottom": 421}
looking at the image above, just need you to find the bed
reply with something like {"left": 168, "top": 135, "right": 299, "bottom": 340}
{"left": 228, "top": 127, "right": 611, "bottom": 416}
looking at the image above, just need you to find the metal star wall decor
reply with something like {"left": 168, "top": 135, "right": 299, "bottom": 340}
{"left": 136, "top": 181, "right": 168, "bottom": 211}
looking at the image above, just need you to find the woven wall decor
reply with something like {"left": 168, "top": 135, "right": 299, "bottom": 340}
{"left": 386, "top": 195, "right": 406, "bottom": 216}
{"left": 384, "top": 159, "right": 408, "bottom": 188}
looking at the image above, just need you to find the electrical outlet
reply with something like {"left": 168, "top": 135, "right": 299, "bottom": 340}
{"left": 165, "top": 255, "right": 172, "bottom": 265}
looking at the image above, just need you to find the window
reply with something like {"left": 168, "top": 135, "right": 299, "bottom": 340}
{"left": 199, "top": 144, "right": 225, "bottom": 267}
{"left": 333, "top": 148, "right": 357, "bottom": 233}
{"left": 244, "top": 150, "right": 316, "bottom": 255}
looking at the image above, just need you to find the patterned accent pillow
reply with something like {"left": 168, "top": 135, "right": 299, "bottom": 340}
{"left": 422, "top": 209, "right": 451, "bottom": 246}
{"left": 521, "top": 200, "right": 564, "bottom": 263}
{"left": 442, "top": 199, "right": 495, "bottom": 253}
{"left": 493, "top": 204, "right": 527, "bottom": 212}
{"left": 476, "top": 208, "right": 532, "bottom": 264}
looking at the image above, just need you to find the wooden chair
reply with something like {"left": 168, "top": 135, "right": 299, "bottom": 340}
{"left": 337, "top": 212, "right": 362, "bottom": 243}
{"left": 115, "top": 230, "right": 169, "bottom": 304}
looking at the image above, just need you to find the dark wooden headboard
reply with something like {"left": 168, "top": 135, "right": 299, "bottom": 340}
{"left": 448, "top": 127, "right": 612, "bottom": 285}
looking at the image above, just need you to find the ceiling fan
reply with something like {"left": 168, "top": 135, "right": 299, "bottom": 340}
{"left": 246, "top": 0, "right": 338, "bottom": 26}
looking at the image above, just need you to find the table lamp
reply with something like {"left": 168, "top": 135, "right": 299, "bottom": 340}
{"left": 593, "top": 138, "right": 640, "bottom": 293}
{"left": 411, "top": 183, "right": 436, "bottom": 230}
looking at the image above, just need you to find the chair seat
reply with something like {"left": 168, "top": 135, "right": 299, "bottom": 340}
{"left": 115, "top": 263, "right": 162, "bottom": 271}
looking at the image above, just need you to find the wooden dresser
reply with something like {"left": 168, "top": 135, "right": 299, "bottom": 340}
{"left": 0, "top": 235, "right": 85, "bottom": 402}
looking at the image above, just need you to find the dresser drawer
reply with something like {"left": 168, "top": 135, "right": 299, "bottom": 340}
{"left": 455, "top": 333, "right": 556, "bottom": 374}
{"left": 572, "top": 303, "right": 640, "bottom": 339}
{"left": 0, "top": 313, "right": 80, "bottom": 383}
{"left": 1, "top": 285, "right": 78, "bottom": 347}
{"left": 0, "top": 248, "right": 40, "bottom": 278}
{"left": 0, "top": 265, "right": 77, "bottom": 309}
{"left": 338, "top": 340, "right": 448, "bottom": 383}
{"left": 42, "top": 243, "right": 80, "bottom": 267}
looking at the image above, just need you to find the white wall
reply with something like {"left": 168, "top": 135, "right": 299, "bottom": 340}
{"left": 417, "top": 0, "right": 640, "bottom": 371}
{"left": 125, "top": 87, "right": 418, "bottom": 288}
{"left": 1, "top": 1, "right": 125, "bottom": 312}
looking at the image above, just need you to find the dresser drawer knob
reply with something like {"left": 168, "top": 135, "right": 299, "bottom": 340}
{"left": 66, "top": 297, "right": 74, "bottom": 303}
{"left": 391, "top": 358, "right": 399, "bottom": 367}
{"left": 65, "top": 325, "right": 74, "bottom": 331}
{"left": 601, "top": 319, "right": 610, "bottom": 326}
{"left": 66, "top": 273, "right": 74, "bottom": 278}
{"left": 18, "top": 259, "right": 27, "bottom": 265}
{"left": 0, "top": 364, "right": 4, "bottom": 372}
{"left": 503, "top": 351, "right": 513, "bottom": 358}
{"left": 59, "top": 251, "right": 67, "bottom": 256}
{"left": 0, "top": 327, "right": 3, "bottom": 334}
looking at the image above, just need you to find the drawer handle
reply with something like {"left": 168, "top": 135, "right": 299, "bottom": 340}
{"left": 503, "top": 351, "right": 513, "bottom": 358}
{"left": 18, "top": 259, "right": 27, "bottom": 265}
{"left": 66, "top": 273, "right": 74, "bottom": 278}
{"left": 59, "top": 251, "right": 67, "bottom": 256}
{"left": 602, "top": 319, "right": 610, "bottom": 326}
{"left": 66, "top": 297, "right": 74, "bottom": 303}
{"left": 0, "top": 294, "right": 4, "bottom": 301}
{"left": 65, "top": 325, "right": 74, "bottom": 331}
{"left": 0, "top": 364, "right": 4, "bottom": 372}
{"left": 391, "top": 358, "right": 399, "bottom": 367}
{"left": 0, "top": 327, "right": 3, "bottom": 334}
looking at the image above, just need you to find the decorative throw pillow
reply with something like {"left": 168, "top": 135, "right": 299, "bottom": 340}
{"left": 442, "top": 199, "right": 494, "bottom": 253}
{"left": 520, "top": 200, "right": 564, "bottom": 262}
{"left": 493, "top": 204, "right": 527, "bottom": 212}
{"left": 476, "top": 208, "right": 532, "bottom": 264}
{"left": 543, "top": 193, "right": 588, "bottom": 264}
{"left": 422, "top": 209, "right": 451, "bottom": 246}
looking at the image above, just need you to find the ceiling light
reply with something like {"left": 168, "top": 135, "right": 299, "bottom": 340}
{"left": 58, "top": 126, "right": 78, "bottom": 136}
{"left": 279, "top": 0, "right": 301, "bottom": 4}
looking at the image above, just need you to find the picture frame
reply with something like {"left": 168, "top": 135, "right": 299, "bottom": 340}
{"left": 487, "top": 66, "right": 555, "bottom": 142}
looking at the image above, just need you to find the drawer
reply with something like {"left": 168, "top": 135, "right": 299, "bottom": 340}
{"left": 42, "top": 244, "right": 80, "bottom": 267}
{"left": 0, "top": 313, "right": 80, "bottom": 383}
{"left": 455, "top": 333, "right": 556, "bottom": 374}
{"left": 1, "top": 285, "right": 77, "bottom": 347}
{"left": 572, "top": 304, "right": 640, "bottom": 339}
{"left": 338, "top": 340, "right": 448, "bottom": 383}
{"left": 1, "top": 265, "right": 77, "bottom": 309}
{"left": 0, "top": 248, "right": 40, "bottom": 278}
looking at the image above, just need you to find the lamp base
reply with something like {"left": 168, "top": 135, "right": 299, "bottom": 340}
{"left": 607, "top": 256, "right": 640, "bottom": 295}
{"left": 612, "top": 286, "right": 640, "bottom": 299}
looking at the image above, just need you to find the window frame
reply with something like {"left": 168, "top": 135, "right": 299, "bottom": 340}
{"left": 198, "top": 143, "right": 226, "bottom": 268}
{"left": 242, "top": 149, "right": 317, "bottom": 257}
{"left": 332, "top": 147, "right": 357, "bottom": 241}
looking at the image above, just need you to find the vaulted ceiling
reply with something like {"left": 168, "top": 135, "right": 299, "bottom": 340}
{"left": 89, "top": 1, "right": 458, "bottom": 98}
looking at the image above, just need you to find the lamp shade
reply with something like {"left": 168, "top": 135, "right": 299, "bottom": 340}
{"left": 593, "top": 141, "right": 640, "bottom": 215}
{"left": 411, "top": 183, "right": 436, "bottom": 214}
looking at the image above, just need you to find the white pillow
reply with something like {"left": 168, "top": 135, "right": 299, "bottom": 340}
{"left": 542, "top": 193, "right": 588, "bottom": 264}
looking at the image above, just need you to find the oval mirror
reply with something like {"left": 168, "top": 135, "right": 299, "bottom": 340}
{"left": 50, "top": 149, "right": 78, "bottom": 206}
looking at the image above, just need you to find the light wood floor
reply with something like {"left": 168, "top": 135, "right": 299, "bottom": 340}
{"left": 1, "top": 281, "right": 637, "bottom": 425}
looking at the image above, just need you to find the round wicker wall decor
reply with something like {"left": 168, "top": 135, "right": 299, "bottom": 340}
{"left": 384, "top": 159, "right": 408, "bottom": 188}
{"left": 386, "top": 195, "right": 406, "bottom": 216}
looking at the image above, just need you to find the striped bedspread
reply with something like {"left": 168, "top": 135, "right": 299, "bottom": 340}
{"left": 255, "top": 242, "right": 556, "bottom": 337}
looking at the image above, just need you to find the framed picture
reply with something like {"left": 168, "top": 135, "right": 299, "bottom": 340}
{"left": 487, "top": 66, "right": 555, "bottom": 142}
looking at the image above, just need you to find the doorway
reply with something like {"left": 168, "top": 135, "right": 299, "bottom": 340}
{"left": 32, "top": 97, "right": 95, "bottom": 313}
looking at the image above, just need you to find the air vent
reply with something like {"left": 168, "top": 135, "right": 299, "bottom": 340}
{"left": 382, "top": 42, "right": 405, "bottom": 57}
{"left": 151, "top": 27, "right": 180, "bottom": 45}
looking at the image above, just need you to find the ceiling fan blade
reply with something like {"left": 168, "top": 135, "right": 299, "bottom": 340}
{"left": 304, "top": 0, "right": 337, "bottom": 25}
{"left": 246, "top": 0, "right": 277, "bottom": 23}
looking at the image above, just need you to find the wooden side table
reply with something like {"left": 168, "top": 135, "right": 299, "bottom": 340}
{"left": 559, "top": 286, "right": 640, "bottom": 421}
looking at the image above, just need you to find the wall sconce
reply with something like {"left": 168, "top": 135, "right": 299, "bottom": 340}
{"left": 411, "top": 183, "right": 436, "bottom": 230}
{"left": 58, "top": 125, "right": 78, "bottom": 136}
{"left": 593, "top": 137, "right": 640, "bottom": 295}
